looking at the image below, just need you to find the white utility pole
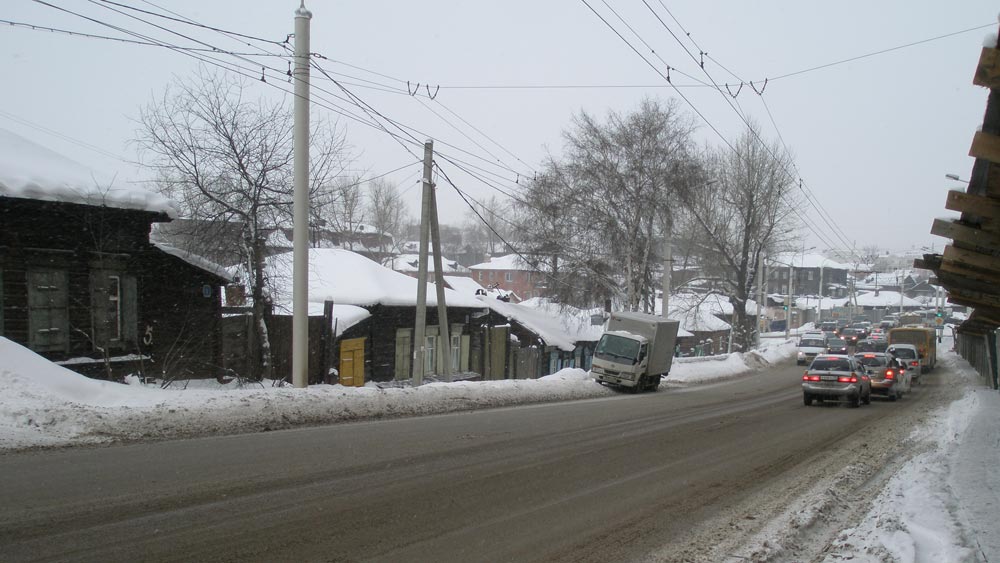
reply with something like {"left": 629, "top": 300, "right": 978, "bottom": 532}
{"left": 661, "top": 221, "right": 672, "bottom": 318}
{"left": 413, "top": 140, "right": 435, "bottom": 386}
{"left": 756, "top": 250, "right": 764, "bottom": 347}
{"left": 291, "top": 1, "right": 312, "bottom": 389}
{"left": 785, "top": 261, "right": 793, "bottom": 339}
{"left": 817, "top": 266, "right": 824, "bottom": 323}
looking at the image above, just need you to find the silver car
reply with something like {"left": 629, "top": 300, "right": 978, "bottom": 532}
{"left": 855, "top": 352, "right": 910, "bottom": 401}
{"left": 802, "top": 355, "right": 872, "bottom": 408}
{"left": 886, "top": 344, "right": 922, "bottom": 385}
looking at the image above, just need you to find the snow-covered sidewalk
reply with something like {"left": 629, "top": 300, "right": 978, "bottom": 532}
{"left": 817, "top": 346, "right": 999, "bottom": 563}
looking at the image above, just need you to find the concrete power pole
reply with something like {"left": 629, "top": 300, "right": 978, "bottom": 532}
{"left": 661, "top": 220, "right": 672, "bottom": 318}
{"left": 291, "top": 1, "right": 312, "bottom": 389}
{"left": 785, "top": 261, "right": 793, "bottom": 339}
{"left": 756, "top": 250, "right": 764, "bottom": 347}
{"left": 428, "top": 167, "right": 452, "bottom": 382}
{"left": 413, "top": 141, "right": 434, "bottom": 386}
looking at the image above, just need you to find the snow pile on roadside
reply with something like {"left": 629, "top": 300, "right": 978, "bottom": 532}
{"left": 669, "top": 339, "right": 796, "bottom": 383}
{"left": 818, "top": 350, "right": 981, "bottom": 563}
{"left": 0, "top": 334, "right": 795, "bottom": 451}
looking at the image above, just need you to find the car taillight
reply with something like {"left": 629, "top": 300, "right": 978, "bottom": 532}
{"left": 837, "top": 375, "right": 859, "bottom": 383}
{"left": 884, "top": 370, "right": 895, "bottom": 379}
{"left": 802, "top": 374, "right": 820, "bottom": 382}
{"left": 910, "top": 361, "right": 919, "bottom": 366}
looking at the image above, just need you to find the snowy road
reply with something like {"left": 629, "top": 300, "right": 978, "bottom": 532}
{"left": 0, "top": 359, "right": 957, "bottom": 562}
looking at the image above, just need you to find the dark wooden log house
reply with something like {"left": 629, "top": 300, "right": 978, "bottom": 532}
{"left": 0, "top": 197, "right": 228, "bottom": 380}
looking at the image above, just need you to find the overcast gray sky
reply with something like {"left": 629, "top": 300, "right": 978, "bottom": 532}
{"left": 2, "top": 1, "right": 996, "bottom": 255}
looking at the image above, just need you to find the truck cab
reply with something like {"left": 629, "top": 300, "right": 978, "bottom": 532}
{"left": 590, "top": 312, "right": 679, "bottom": 393}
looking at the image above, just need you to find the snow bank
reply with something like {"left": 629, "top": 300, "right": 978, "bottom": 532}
{"left": 0, "top": 333, "right": 796, "bottom": 451}
{"left": 669, "top": 339, "right": 796, "bottom": 383}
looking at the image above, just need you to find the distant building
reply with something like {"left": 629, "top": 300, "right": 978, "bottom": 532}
{"left": 468, "top": 254, "right": 543, "bottom": 301}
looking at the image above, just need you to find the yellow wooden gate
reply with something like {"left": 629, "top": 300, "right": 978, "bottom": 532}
{"left": 339, "top": 337, "right": 366, "bottom": 387}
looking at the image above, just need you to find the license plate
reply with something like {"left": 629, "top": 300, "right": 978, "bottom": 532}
{"left": 820, "top": 375, "right": 838, "bottom": 381}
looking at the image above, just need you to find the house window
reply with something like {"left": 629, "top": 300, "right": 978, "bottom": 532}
{"left": 90, "top": 270, "right": 137, "bottom": 350}
{"left": 478, "top": 272, "right": 483, "bottom": 281}
{"left": 489, "top": 271, "right": 494, "bottom": 281}
{"left": 505, "top": 272, "right": 513, "bottom": 282}
{"left": 807, "top": 271, "right": 814, "bottom": 281}
{"left": 107, "top": 275, "right": 122, "bottom": 341}
{"left": 425, "top": 334, "right": 438, "bottom": 375}
{"left": 28, "top": 269, "right": 70, "bottom": 353}
{"left": 451, "top": 333, "right": 461, "bottom": 371}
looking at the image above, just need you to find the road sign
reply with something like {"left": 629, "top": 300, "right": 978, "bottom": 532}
{"left": 935, "top": 316, "right": 944, "bottom": 326}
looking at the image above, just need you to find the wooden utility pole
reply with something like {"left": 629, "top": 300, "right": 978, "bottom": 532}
{"left": 413, "top": 140, "right": 452, "bottom": 384}
{"left": 429, "top": 168, "right": 452, "bottom": 382}
{"left": 413, "top": 141, "right": 433, "bottom": 386}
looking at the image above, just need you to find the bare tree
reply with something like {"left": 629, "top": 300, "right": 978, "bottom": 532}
{"left": 366, "top": 178, "right": 408, "bottom": 264}
{"left": 516, "top": 98, "right": 697, "bottom": 309}
{"left": 678, "top": 124, "right": 799, "bottom": 350}
{"left": 136, "top": 68, "right": 352, "bottom": 380}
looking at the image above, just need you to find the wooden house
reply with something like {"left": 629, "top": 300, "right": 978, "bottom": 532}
{"left": 0, "top": 128, "right": 228, "bottom": 379}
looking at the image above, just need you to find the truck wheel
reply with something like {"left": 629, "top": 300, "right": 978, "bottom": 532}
{"left": 803, "top": 393, "right": 813, "bottom": 406}
{"left": 630, "top": 377, "right": 643, "bottom": 394}
{"left": 651, "top": 376, "right": 661, "bottom": 391}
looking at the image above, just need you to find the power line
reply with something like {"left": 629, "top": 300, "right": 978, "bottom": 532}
{"left": 769, "top": 22, "right": 996, "bottom": 81}
{"left": 640, "top": 2, "right": 861, "bottom": 261}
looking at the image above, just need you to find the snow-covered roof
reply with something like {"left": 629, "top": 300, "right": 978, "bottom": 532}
{"left": 853, "top": 290, "right": 923, "bottom": 308}
{"left": 773, "top": 252, "right": 850, "bottom": 270}
{"left": 443, "top": 275, "right": 487, "bottom": 295}
{"left": 480, "top": 297, "right": 605, "bottom": 351}
{"left": 653, "top": 294, "right": 729, "bottom": 334}
{"left": 151, "top": 241, "right": 233, "bottom": 282}
{"left": 0, "top": 128, "right": 178, "bottom": 218}
{"left": 392, "top": 253, "right": 470, "bottom": 274}
{"left": 793, "top": 296, "right": 843, "bottom": 310}
{"left": 468, "top": 254, "right": 533, "bottom": 271}
{"left": 265, "top": 249, "right": 483, "bottom": 310}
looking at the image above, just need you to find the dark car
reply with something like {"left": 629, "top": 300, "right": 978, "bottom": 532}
{"left": 850, "top": 322, "right": 871, "bottom": 340}
{"left": 855, "top": 338, "right": 888, "bottom": 353}
{"left": 826, "top": 338, "right": 849, "bottom": 354}
{"left": 802, "top": 355, "right": 872, "bottom": 407}
{"left": 839, "top": 328, "right": 861, "bottom": 345}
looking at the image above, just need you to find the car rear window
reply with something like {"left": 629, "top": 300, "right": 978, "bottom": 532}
{"left": 800, "top": 339, "right": 825, "bottom": 347}
{"left": 856, "top": 356, "right": 887, "bottom": 367}
{"left": 889, "top": 347, "right": 916, "bottom": 359}
{"left": 811, "top": 359, "right": 852, "bottom": 371}
{"left": 827, "top": 339, "right": 847, "bottom": 347}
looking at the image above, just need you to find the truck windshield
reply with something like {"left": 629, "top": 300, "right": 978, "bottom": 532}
{"left": 595, "top": 334, "right": 641, "bottom": 364}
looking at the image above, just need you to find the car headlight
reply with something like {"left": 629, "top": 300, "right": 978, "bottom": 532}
{"left": 797, "top": 351, "right": 805, "bottom": 358}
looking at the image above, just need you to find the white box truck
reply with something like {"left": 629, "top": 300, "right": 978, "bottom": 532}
{"left": 590, "top": 311, "right": 680, "bottom": 393}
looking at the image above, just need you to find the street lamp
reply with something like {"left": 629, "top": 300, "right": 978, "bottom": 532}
{"left": 945, "top": 173, "right": 970, "bottom": 183}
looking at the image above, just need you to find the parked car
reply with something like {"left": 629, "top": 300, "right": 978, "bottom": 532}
{"left": 839, "top": 328, "right": 862, "bottom": 345}
{"left": 797, "top": 335, "right": 829, "bottom": 365}
{"left": 826, "top": 338, "right": 849, "bottom": 355}
{"left": 886, "top": 344, "right": 922, "bottom": 385}
{"left": 802, "top": 355, "right": 872, "bottom": 407}
{"left": 855, "top": 338, "right": 888, "bottom": 353}
{"left": 855, "top": 352, "right": 910, "bottom": 400}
